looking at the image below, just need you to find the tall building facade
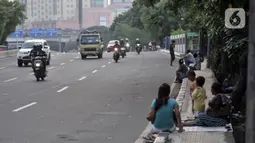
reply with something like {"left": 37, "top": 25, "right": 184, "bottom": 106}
{"left": 17, "top": 0, "right": 132, "bottom": 29}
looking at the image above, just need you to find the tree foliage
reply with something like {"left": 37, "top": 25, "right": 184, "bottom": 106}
{"left": 110, "top": 0, "right": 181, "bottom": 44}
{"left": 0, "top": 0, "right": 26, "bottom": 44}
{"left": 143, "top": 0, "right": 249, "bottom": 82}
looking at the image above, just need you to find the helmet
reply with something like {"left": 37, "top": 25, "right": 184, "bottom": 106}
{"left": 115, "top": 41, "right": 118, "bottom": 44}
{"left": 121, "top": 39, "right": 124, "bottom": 41}
{"left": 34, "top": 43, "right": 42, "bottom": 50}
{"left": 136, "top": 38, "right": 139, "bottom": 41}
{"left": 125, "top": 38, "right": 129, "bottom": 41}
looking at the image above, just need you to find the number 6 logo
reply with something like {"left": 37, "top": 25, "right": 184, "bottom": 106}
{"left": 225, "top": 8, "right": 245, "bottom": 29}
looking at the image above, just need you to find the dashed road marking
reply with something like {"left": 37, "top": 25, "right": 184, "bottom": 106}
{"left": 60, "top": 63, "right": 65, "bottom": 66}
{"left": 29, "top": 72, "right": 34, "bottom": 75}
{"left": 75, "top": 56, "right": 79, "bottom": 59}
{"left": 92, "top": 70, "right": 97, "bottom": 74}
{"left": 108, "top": 62, "right": 111, "bottom": 64}
{"left": 101, "top": 65, "right": 106, "bottom": 68}
{"left": 78, "top": 76, "right": 87, "bottom": 81}
{"left": 4, "top": 77, "right": 17, "bottom": 83}
{"left": 0, "top": 67, "right": 5, "bottom": 70}
{"left": 12, "top": 102, "right": 37, "bottom": 112}
{"left": 70, "top": 59, "right": 74, "bottom": 62}
{"left": 48, "top": 66, "right": 55, "bottom": 70}
{"left": 57, "top": 86, "right": 69, "bottom": 93}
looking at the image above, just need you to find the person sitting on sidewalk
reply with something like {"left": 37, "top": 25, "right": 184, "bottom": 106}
{"left": 184, "top": 50, "right": 195, "bottom": 66}
{"left": 192, "top": 76, "right": 207, "bottom": 117}
{"left": 146, "top": 83, "right": 184, "bottom": 133}
{"left": 174, "top": 59, "right": 188, "bottom": 83}
{"left": 183, "top": 82, "right": 230, "bottom": 127}
{"left": 194, "top": 53, "right": 201, "bottom": 70}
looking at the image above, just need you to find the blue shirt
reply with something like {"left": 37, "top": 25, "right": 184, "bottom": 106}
{"left": 151, "top": 98, "right": 178, "bottom": 129}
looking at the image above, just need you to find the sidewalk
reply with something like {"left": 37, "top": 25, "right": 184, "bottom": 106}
{"left": 170, "top": 59, "right": 235, "bottom": 143}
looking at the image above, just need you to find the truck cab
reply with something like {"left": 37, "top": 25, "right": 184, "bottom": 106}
{"left": 77, "top": 31, "right": 104, "bottom": 59}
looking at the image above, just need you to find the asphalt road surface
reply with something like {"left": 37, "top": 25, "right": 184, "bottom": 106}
{"left": 0, "top": 51, "right": 176, "bottom": 143}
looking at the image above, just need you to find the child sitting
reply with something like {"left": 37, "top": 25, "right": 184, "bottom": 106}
{"left": 187, "top": 70, "right": 196, "bottom": 93}
{"left": 192, "top": 76, "right": 207, "bottom": 117}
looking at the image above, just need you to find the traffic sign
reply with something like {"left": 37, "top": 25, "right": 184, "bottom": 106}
{"left": 44, "top": 28, "right": 57, "bottom": 37}
{"left": 9, "top": 29, "right": 24, "bottom": 37}
{"left": 29, "top": 28, "right": 43, "bottom": 37}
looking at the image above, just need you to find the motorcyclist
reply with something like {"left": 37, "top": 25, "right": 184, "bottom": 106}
{"left": 135, "top": 38, "right": 140, "bottom": 44}
{"left": 152, "top": 40, "right": 156, "bottom": 46}
{"left": 30, "top": 43, "right": 47, "bottom": 74}
{"left": 125, "top": 38, "right": 129, "bottom": 43}
{"left": 120, "top": 39, "right": 125, "bottom": 47}
{"left": 151, "top": 40, "right": 156, "bottom": 51}
{"left": 113, "top": 41, "right": 121, "bottom": 52}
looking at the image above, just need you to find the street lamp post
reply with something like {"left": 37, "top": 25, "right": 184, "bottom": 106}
{"left": 246, "top": 0, "right": 255, "bottom": 142}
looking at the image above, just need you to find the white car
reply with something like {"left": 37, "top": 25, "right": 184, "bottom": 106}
{"left": 17, "top": 39, "right": 51, "bottom": 67}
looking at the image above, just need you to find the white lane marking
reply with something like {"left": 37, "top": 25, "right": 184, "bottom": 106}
{"left": 48, "top": 66, "right": 55, "bottom": 70}
{"left": 101, "top": 65, "right": 106, "bottom": 68}
{"left": 57, "top": 86, "right": 69, "bottom": 93}
{"left": 70, "top": 59, "right": 74, "bottom": 62}
{"left": 78, "top": 76, "right": 87, "bottom": 81}
{"left": 108, "top": 62, "right": 111, "bottom": 64}
{"left": 12, "top": 102, "right": 37, "bottom": 112}
{"left": 51, "top": 55, "right": 55, "bottom": 57}
{"left": 92, "top": 70, "right": 97, "bottom": 74}
{"left": 29, "top": 72, "right": 34, "bottom": 75}
{"left": 0, "top": 67, "right": 5, "bottom": 70}
{"left": 4, "top": 77, "right": 17, "bottom": 83}
{"left": 60, "top": 63, "right": 65, "bottom": 66}
{"left": 75, "top": 56, "right": 79, "bottom": 59}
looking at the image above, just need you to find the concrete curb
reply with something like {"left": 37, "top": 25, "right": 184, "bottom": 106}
{"left": 176, "top": 78, "right": 189, "bottom": 112}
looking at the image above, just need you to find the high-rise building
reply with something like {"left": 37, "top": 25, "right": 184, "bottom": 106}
{"left": 17, "top": 0, "right": 116, "bottom": 29}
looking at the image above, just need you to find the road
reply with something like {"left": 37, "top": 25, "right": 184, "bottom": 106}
{"left": 0, "top": 51, "right": 176, "bottom": 143}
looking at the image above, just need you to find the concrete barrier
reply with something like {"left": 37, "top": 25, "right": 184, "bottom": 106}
{"left": 0, "top": 50, "right": 18, "bottom": 58}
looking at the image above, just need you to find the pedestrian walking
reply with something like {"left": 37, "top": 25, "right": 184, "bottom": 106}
{"left": 170, "top": 40, "right": 176, "bottom": 66}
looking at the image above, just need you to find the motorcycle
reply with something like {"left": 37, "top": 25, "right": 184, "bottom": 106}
{"left": 136, "top": 44, "right": 142, "bottom": 54}
{"left": 120, "top": 46, "right": 126, "bottom": 58}
{"left": 32, "top": 56, "right": 46, "bottom": 81}
{"left": 113, "top": 48, "right": 120, "bottom": 63}
{"left": 125, "top": 43, "right": 130, "bottom": 52}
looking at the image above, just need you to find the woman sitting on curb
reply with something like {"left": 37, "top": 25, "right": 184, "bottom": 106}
{"left": 146, "top": 83, "right": 184, "bottom": 133}
{"left": 183, "top": 82, "right": 230, "bottom": 127}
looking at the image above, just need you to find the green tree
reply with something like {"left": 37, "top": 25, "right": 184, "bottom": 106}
{"left": 113, "top": 23, "right": 151, "bottom": 44}
{"left": 0, "top": 0, "right": 26, "bottom": 44}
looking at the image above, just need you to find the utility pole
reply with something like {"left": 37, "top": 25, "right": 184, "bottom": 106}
{"left": 78, "top": 0, "right": 83, "bottom": 30}
{"left": 58, "top": 28, "right": 62, "bottom": 53}
{"left": 246, "top": 0, "right": 255, "bottom": 142}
